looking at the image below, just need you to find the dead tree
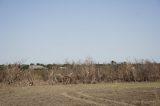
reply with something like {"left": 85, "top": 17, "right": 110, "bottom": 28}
{"left": 24, "top": 70, "right": 34, "bottom": 86}
{"left": 63, "top": 72, "right": 73, "bottom": 84}
{"left": 54, "top": 72, "right": 74, "bottom": 84}
{"left": 6, "top": 64, "right": 22, "bottom": 85}
{"left": 48, "top": 71, "right": 54, "bottom": 85}
{"left": 54, "top": 73, "right": 64, "bottom": 83}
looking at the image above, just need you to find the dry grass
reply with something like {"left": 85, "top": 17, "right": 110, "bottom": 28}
{"left": 0, "top": 82, "right": 160, "bottom": 106}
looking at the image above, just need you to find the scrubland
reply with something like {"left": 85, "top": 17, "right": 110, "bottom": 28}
{"left": 0, "top": 59, "right": 160, "bottom": 106}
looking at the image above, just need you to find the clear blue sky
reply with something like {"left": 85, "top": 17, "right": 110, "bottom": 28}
{"left": 0, "top": 0, "right": 160, "bottom": 64}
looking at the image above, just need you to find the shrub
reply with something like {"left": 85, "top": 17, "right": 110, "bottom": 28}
{"left": 0, "top": 59, "right": 160, "bottom": 86}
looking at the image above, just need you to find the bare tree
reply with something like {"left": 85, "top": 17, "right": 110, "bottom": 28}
{"left": 54, "top": 72, "right": 74, "bottom": 84}
{"left": 48, "top": 71, "right": 54, "bottom": 85}
{"left": 54, "top": 73, "right": 64, "bottom": 83}
{"left": 63, "top": 72, "right": 74, "bottom": 84}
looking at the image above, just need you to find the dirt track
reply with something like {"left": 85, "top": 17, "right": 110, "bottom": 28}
{"left": 62, "top": 91, "right": 136, "bottom": 106}
{"left": 0, "top": 82, "right": 160, "bottom": 106}
{"left": 62, "top": 92, "right": 105, "bottom": 106}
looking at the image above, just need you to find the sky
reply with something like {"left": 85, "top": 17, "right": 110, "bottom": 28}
{"left": 0, "top": 0, "right": 160, "bottom": 64}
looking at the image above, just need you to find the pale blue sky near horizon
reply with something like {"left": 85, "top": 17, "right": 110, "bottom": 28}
{"left": 0, "top": 0, "right": 160, "bottom": 64}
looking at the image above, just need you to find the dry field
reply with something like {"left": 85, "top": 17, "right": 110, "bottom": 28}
{"left": 0, "top": 82, "right": 160, "bottom": 106}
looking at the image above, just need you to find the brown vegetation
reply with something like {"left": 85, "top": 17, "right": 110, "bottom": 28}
{"left": 0, "top": 59, "right": 160, "bottom": 86}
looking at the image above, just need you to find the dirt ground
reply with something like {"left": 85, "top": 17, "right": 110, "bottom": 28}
{"left": 0, "top": 82, "right": 160, "bottom": 106}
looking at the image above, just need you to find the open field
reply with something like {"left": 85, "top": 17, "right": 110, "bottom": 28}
{"left": 0, "top": 82, "right": 160, "bottom": 106}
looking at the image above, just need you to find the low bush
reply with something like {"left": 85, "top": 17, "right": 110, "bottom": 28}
{"left": 0, "top": 59, "right": 160, "bottom": 86}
